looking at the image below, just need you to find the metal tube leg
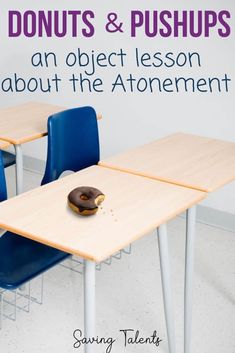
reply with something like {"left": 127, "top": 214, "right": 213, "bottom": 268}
{"left": 0, "top": 291, "right": 3, "bottom": 330}
{"left": 14, "top": 144, "right": 23, "bottom": 195}
{"left": 84, "top": 260, "right": 96, "bottom": 353}
{"left": 13, "top": 290, "right": 16, "bottom": 321}
{"left": 157, "top": 224, "right": 176, "bottom": 353}
{"left": 184, "top": 206, "right": 197, "bottom": 353}
{"left": 27, "top": 282, "right": 31, "bottom": 313}
{"left": 40, "top": 275, "right": 44, "bottom": 305}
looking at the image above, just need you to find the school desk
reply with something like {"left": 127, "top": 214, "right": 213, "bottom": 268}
{"left": 0, "top": 165, "right": 205, "bottom": 353}
{"left": 99, "top": 132, "right": 235, "bottom": 353}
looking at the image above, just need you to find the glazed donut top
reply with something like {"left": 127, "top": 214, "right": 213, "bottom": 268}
{"left": 68, "top": 186, "right": 105, "bottom": 213}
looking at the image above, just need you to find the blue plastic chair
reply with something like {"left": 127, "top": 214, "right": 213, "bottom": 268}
{"left": 0, "top": 150, "right": 70, "bottom": 291}
{"left": 2, "top": 151, "right": 15, "bottom": 168}
{"left": 41, "top": 106, "right": 99, "bottom": 185}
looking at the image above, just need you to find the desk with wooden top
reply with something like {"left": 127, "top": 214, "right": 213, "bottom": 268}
{"left": 99, "top": 132, "right": 235, "bottom": 192}
{"left": 0, "top": 165, "right": 206, "bottom": 353}
{"left": 0, "top": 102, "right": 102, "bottom": 195}
{"left": 99, "top": 132, "right": 235, "bottom": 353}
{"left": 0, "top": 140, "right": 11, "bottom": 150}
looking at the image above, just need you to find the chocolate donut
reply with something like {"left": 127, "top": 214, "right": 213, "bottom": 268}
{"left": 68, "top": 186, "right": 105, "bottom": 216}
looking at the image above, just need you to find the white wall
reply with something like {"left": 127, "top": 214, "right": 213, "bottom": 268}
{"left": 0, "top": 0, "right": 234, "bottom": 214}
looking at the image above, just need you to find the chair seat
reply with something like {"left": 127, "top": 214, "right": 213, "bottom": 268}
{"left": 0, "top": 232, "right": 70, "bottom": 290}
{"left": 2, "top": 151, "right": 16, "bottom": 168}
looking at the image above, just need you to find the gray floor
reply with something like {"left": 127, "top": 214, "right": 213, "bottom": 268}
{"left": 0, "top": 167, "right": 234, "bottom": 353}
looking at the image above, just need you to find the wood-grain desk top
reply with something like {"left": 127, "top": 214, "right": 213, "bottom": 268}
{"left": 99, "top": 133, "right": 235, "bottom": 192}
{"left": 0, "top": 139, "right": 11, "bottom": 149}
{"left": 0, "top": 102, "right": 102, "bottom": 145}
{"left": 0, "top": 166, "right": 205, "bottom": 262}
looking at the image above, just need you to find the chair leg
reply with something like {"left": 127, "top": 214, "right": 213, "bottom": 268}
{"left": 13, "top": 291, "right": 16, "bottom": 321}
{"left": 24, "top": 276, "right": 44, "bottom": 305}
{"left": 28, "top": 282, "right": 31, "bottom": 311}
{"left": 16, "top": 276, "right": 44, "bottom": 306}
{"left": 0, "top": 291, "right": 3, "bottom": 330}
{"left": 31, "top": 275, "right": 44, "bottom": 305}
{"left": 37, "top": 275, "right": 44, "bottom": 305}
{"left": 15, "top": 283, "right": 31, "bottom": 313}
{"left": 0, "top": 276, "right": 45, "bottom": 329}
{"left": 1, "top": 290, "right": 17, "bottom": 322}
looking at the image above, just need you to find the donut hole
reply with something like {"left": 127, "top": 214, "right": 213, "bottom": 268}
{"left": 80, "top": 194, "right": 89, "bottom": 201}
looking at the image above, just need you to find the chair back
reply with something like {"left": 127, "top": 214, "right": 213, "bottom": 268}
{"left": 41, "top": 106, "right": 100, "bottom": 185}
{"left": 0, "top": 151, "right": 7, "bottom": 202}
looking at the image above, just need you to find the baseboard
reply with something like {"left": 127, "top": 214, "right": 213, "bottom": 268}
{"left": 23, "top": 156, "right": 235, "bottom": 233}
{"left": 195, "top": 205, "right": 235, "bottom": 233}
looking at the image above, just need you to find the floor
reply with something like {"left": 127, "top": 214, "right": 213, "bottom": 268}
{"left": 0, "top": 167, "right": 234, "bottom": 353}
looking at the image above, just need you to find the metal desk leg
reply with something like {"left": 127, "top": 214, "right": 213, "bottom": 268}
{"left": 84, "top": 260, "right": 96, "bottom": 353}
{"left": 14, "top": 144, "right": 23, "bottom": 195}
{"left": 158, "top": 224, "right": 176, "bottom": 353}
{"left": 14, "top": 145, "right": 25, "bottom": 293}
{"left": 14, "top": 144, "right": 24, "bottom": 292}
{"left": 184, "top": 206, "right": 197, "bottom": 353}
